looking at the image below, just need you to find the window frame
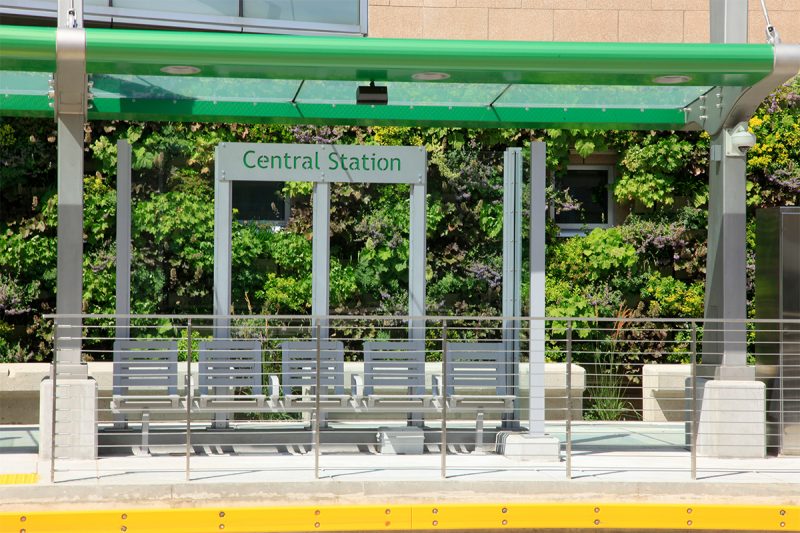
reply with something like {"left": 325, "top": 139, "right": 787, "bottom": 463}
{"left": 550, "top": 164, "right": 615, "bottom": 237}
{"left": 232, "top": 181, "right": 292, "bottom": 228}
{"left": 0, "top": 0, "right": 368, "bottom": 36}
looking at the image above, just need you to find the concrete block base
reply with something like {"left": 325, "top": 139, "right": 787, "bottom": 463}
{"left": 697, "top": 380, "right": 766, "bottom": 458}
{"left": 39, "top": 378, "right": 98, "bottom": 460}
{"left": 377, "top": 427, "right": 424, "bottom": 455}
{"left": 497, "top": 433, "right": 560, "bottom": 462}
{"left": 642, "top": 364, "right": 690, "bottom": 422}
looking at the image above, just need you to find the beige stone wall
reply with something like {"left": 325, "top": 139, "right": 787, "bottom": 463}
{"left": 369, "top": 0, "right": 800, "bottom": 44}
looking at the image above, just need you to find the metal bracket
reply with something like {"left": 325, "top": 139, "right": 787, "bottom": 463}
{"left": 53, "top": 27, "right": 88, "bottom": 120}
{"left": 685, "top": 44, "right": 800, "bottom": 135}
{"left": 684, "top": 86, "right": 744, "bottom": 134}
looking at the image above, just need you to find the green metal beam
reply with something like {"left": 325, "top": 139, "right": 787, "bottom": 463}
{"left": 82, "top": 29, "right": 774, "bottom": 86}
{"left": 102, "top": 98, "right": 684, "bottom": 129}
{"left": 0, "top": 94, "right": 685, "bottom": 129}
{"left": 0, "top": 25, "right": 775, "bottom": 86}
{"left": 0, "top": 26, "right": 56, "bottom": 72}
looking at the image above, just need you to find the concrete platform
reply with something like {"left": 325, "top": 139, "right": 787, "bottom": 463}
{"left": 1, "top": 421, "right": 798, "bottom": 513}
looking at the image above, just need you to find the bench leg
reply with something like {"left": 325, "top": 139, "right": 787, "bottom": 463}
{"left": 474, "top": 412, "right": 485, "bottom": 455}
{"left": 133, "top": 412, "right": 151, "bottom": 456}
{"left": 113, "top": 413, "right": 128, "bottom": 430}
{"left": 318, "top": 411, "right": 329, "bottom": 429}
{"left": 213, "top": 412, "right": 230, "bottom": 430}
{"left": 407, "top": 411, "right": 424, "bottom": 428}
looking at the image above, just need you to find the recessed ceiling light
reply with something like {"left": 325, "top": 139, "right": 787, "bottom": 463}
{"left": 653, "top": 75, "right": 692, "bottom": 84}
{"left": 160, "top": 65, "right": 201, "bottom": 75}
{"left": 412, "top": 72, "right": 450, "bottom": 81}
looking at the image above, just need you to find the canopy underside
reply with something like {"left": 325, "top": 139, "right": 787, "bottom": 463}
{"left": 0, "top": 25, "right": 788, "bottom": 130}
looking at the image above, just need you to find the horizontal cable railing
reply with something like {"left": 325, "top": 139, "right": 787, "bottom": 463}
{"left": 26, "top": 314, "right": 800, "bottom": 483}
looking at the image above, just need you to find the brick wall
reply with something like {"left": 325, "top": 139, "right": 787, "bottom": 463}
{"left": 369, "top": 0, "right": 800, "bottom": 44}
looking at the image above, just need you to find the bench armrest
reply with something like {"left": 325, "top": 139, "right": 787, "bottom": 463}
{"left": 432, "top": 374, "right": 443, "bottom": 398}
{"left": 351, "top": 374, "right": 364, "bottom": 399}
{"left": 267, "top": 374, "right": 280, "bottom": 403}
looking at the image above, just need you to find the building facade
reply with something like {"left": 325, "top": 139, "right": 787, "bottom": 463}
{"left": 368, "top": 0, "right": 800, "bottom": 44}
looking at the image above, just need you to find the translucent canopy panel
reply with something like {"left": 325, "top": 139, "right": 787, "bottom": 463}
{"left": 496, "top": 85, "right": 713, "bottom": 110}
{"left": 0, "top": 25, "right": 787, "bottom": 130}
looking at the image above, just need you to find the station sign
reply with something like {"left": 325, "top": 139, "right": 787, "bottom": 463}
{"left": 217, "top": 142, "right": 426, "bottom": 184}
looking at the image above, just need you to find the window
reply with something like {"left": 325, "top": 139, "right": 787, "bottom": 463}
{"left": 232, "top": 181, "right": 289, "bottom": 226}
{"left": 0, "top": 0, "right": 367, "bottom": 36}
{"left": 551, "top": 165, "right": 614, "bottom": 236}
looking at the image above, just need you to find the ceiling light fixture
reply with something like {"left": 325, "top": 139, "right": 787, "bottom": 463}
{"left": 357, "top": 81, "right": 388, "bottom": 105}
{"left": 653, "top": 75, "right": 692, "bottom": 84}
{"left": 160, "top": 65, "right": 201, "bottom": 75}
{"left": 412, "top": 72, "right": 450, "bottom": 81}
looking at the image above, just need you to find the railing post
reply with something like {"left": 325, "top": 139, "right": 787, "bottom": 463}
{"left": 441, "top": 320, "right": 448, "bottom": 479}
{"left": 50, "top": 333, "right": 58, "bottom": 484}
{"left": 185, "top": 318, "right": 193, "bottom": 482}
{"left": 565, "top": 320, "right": 573, "bottom": 480}
{"left": 314, "top": 319, "right": 321, "bottom": 480}
{"left": 690, "top": 320, "right": 698, "bottom": 481}
{"left": 779, "top": 320, "right": 785, "bottom": 454}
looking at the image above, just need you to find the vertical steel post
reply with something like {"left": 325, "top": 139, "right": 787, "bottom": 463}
{"left": 312, "top": 184, "right": 331, "bottom": 339}
{"left": 213, "top": 146, "right": 232, "bottom": 338}
{"left": 314, "top": 320, "right": 322, "bottom": 479}
{"left": 704, "top": 0, "right": 751, "bottom": 379}
{"left": 691, "top": 321, "right": 698, "bottom": 480}
{"left": 441, "top": 320, "right": 448, "bottom": 479}
{"left": 566, "top": 320, "right": 573, "bottom": 480}
{"left": 409, "top": 176, "right": 427, "bottom": 343}
{"left": 529, "top": 142, "right": 547, "bottom": 436}
{"left": 185, "top": 319, "right": 193, "bottom": 482}
{"left": 115, "top": 140, "right": 132, "bottom": 340}
{"left": 779, "top": 326, "right": 785, "bottom": 453}
{"left": 55, "top": 0, "right": 88, "bottom": 377}
{"left": 50, "top": 352, "right": 57, "bottom": 483}
{"left": 502, "top": 148, "right": 522, "bottom": 428}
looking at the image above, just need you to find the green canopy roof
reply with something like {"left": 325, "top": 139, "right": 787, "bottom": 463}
{"left": 0, "top": 25, "right": 795, "bottom": 129}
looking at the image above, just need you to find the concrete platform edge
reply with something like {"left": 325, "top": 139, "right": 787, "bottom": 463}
{"left": 1, "top": 480, "right": 797, "bottom": 511}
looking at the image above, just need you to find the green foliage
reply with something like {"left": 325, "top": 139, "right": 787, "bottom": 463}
{"left": 745, "top": 78, "right": 800, "bottom": 208}
{"left": 640, "top": 272, "right": 704, "bottom": 318}
{"left": 133, "top": 186, "right": 215, "bottom": 311}
{"left": 550, "top": 228, "right": 637, "bottom": 284}
{"left": 614, "top": 132, "right": 708, "bottom": 209}
{"left": 1, "top": 77, "right": 798, "bottom": 363}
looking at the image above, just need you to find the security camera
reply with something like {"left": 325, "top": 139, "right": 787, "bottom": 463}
{"left": 725, "top": 122, "right": 757, "bottom": 157}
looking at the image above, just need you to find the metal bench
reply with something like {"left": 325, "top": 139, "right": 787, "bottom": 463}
{"left": 434, "top": 341, "right": 515, "bottom": 451}
{"left": 110, "top": 340, "right": 183, "bottom": 454}
{"left": 270, "top": 341, "right": 350, "bottom": 413}
{"left": 352, "top": 340, "right": 433, "bottom": 425}
{"left": 196, "top": 339, "right": 265, "bottom": 413}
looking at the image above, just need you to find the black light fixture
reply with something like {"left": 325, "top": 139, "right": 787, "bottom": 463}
{"left": 356, "top": 81, "right": 388, "bottom": 105}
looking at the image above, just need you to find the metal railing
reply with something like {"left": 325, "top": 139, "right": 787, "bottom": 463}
{"left": 35, "top": 313, "right": 800, "bottom": 483}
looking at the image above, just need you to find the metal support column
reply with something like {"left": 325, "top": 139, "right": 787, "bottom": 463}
{"left": 409, "top": 181, "right": 427, "bottom": 342}
{"left": 704, "top": 0, "right": 753, "bottom": 379}
{"left": 115, "top": 140, "right": 132, "bottom": 340}
{"left": 710, "top": 0, "right": 748, "bottom": 44}
{"left": 529, "top": 142, "right": 547, "bottom": 436}
{"left": 312, "top": 182, "right": 331, "bottom": 339}
{"left": 55, "top": 0, "right": 87, "bottom": 377}
{"left": 213, "top": 147, "right": 232, "bottom": 338}
{"left": 503, "top": 148, "right": 523, "bottom": 428}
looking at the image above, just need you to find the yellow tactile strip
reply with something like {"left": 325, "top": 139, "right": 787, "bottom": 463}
{"left": 0, "top": 473, "right": 38, "bottom": 485}
{"left": 1, "top": 503, "right": 797, "bottom": 532}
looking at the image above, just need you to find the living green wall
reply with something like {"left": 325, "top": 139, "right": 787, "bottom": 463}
{"left": 0, "top": 78, "right": 798, "bottom": 363}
